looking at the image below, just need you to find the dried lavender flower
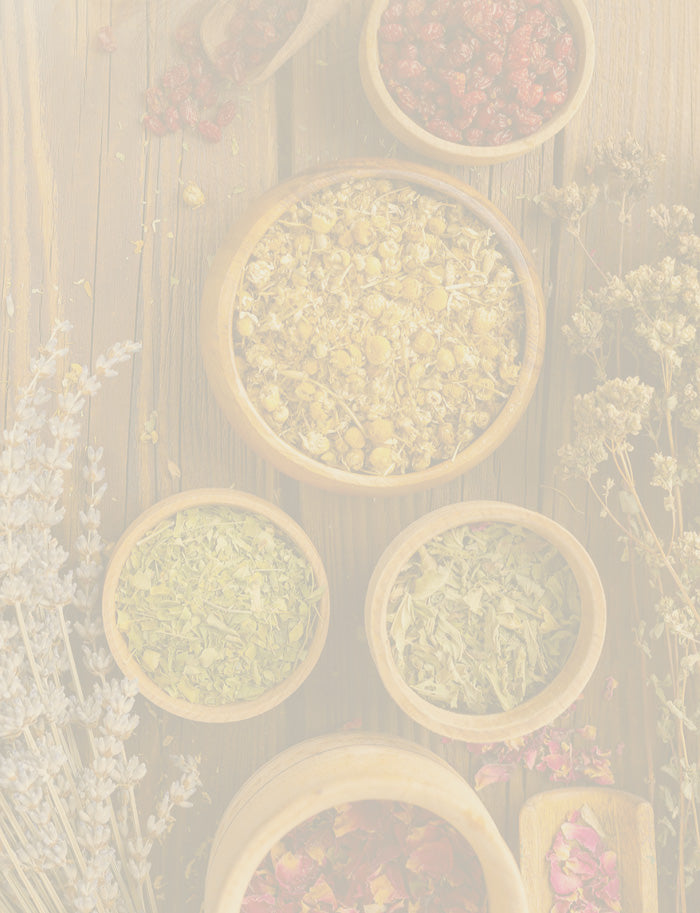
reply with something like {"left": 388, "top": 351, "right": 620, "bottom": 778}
{"left": 0, "top": 320, "right": 199, "bottom": 913}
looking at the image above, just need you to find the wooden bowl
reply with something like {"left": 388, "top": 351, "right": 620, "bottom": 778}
{"left": 200, "top": 158, "right": 546, "bottom": 495}
{"left": 101, "top": 488, "right": 330, "bottom": 723}
{"left": 365, "top": 501, "right": 606, "bottom": 742}
{"left": 520, "top": 788, "right": 658, "bottom": 913}
{"left": 359, "top": 0, "right": 596, "bottom": 165}
{"left": 204, "top": 732, "right": 529, "bottom": 913}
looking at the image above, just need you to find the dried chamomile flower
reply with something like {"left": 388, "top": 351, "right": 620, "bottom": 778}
{"left": 233, "top": 178, "right": 525, "bottom": 476}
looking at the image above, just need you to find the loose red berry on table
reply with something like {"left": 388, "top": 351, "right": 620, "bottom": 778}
{"left": 197, "top": 120, "right": 222, "bottom": 143}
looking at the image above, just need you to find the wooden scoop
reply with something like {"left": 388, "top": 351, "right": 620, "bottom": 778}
{"left": 200, "top": 0, "right": 350, "bottom": 85}
{"left": 519, "top": 788, "right": 658, "bottom": 913}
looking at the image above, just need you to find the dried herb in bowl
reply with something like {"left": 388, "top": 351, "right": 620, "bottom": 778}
{"left": 378, "top": 0, "right": 578, "bottom": 146}
{"left": 114, "top": 505, "right": 323, "bottom": 705}
{"left": 241, "top": 800, "right": 489, "bottom": 912}
{"left": 234, "top": 177, "right": 524, "bottom": 475}
{"left": 386, "top": 522, "right": 581, "bottom": 713}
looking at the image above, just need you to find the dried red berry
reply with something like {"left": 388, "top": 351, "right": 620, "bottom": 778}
{"left": 484, "top": 50, "right": 504, "bottom": 75}
{"left": 143, "top": 114, "right": 167, "bottom": 136}
{"left": 164, "top": 106, "right": 181, "bottom": 131}
{"left": 379, "top": 22, "right": 405, "bottom": 42}
{"left": 161, "top": 64, "right": 190, "bottom": 90}
{"left": 247, "top": 19, "right": 278, "bottom": 49}
{"left": 554, "top": 33, "right": 577, "bottom": 68}
{"left": 146, "top": 87, "right": 166, "bottom": 116}
{"left": 465, "top": 127, "right": 485, "bottom": 144}
{"left": 490, "top": 127, "right": 514, "bottom": 144}
{"left": 442, "top": 70, "right": 467, "bottom": 97}
{"left": 383, "top": 1, "right": 405, "bottom": 21}
{"left": 169, "top": 83, "right": 192, "bottom": 105}
{"left": 396, "top": 58, "right": 426, "bottom": 79}
{"left": 447, "top": 37, "right": 478, "bottom": 67}
{"left": 426, "top": 117, "right": 462, "bottom": 142}
{"left": 544, "top": 88, "right": 568, "bottom": 107}
{"left": 406, "top": 0, "right": 427, "bottom": 16}
{"left": 517, "top": 80, "right": 544, "bottom": 108}
{"left": 513, "top": 106, "right": 544, "bottom": 132}
{"left": 179, "top": 97, "right": 200, "bottom": 127}
{"left": 394, "top": 85, "right": 420, "bottom": 112}
{"left": 197, "top": 120, "right": 222, "bottom": 142}
{"left": 420, "top": 21, "right": 445, "bottom": 42}
{"left": 216, "top": 100, "right": 238, "bottom": 126}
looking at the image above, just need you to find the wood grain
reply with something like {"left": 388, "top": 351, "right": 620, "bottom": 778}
{"left": 2, "top": 0, "right": 700, "bottom": 909}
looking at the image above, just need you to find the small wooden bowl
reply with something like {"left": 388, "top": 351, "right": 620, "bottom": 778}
{"left": 520, "top": 788, "right": 658, "bottom": 913}
{"left": 365, "top": 501, "right": 606, "bottom": 742}
{"left": 204, "top": 732, "right": 529, "bottom": 913}
{"left": 102, "top": 488, "right": 330, "bottom": 723}
{"left": 359, "top": 0, "right": 595, "bottom": 165}
{"left": 200, "top": 158, "right": 546, "bottom": 495}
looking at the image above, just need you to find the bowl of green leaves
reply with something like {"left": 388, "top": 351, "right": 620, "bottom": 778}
{"left": 102, "top": 488, "right": 329, "bottom": 722}
{"left": 365, "top": 501, "right": 605, "bottom": 742}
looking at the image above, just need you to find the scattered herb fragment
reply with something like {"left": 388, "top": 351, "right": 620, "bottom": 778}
{"left": 235, "top": 177, "right": 524, "bottom": 475}
{"left": 241, "top": 800, "right": 489, "bottom": 913}
{"left": 143, "top": 17, "right": 237, "bottom": 141}
{"left": 547, "top": 807, "right": 622, "bottom": 912}
{"left": 468, "top": 699, "right": 618, "bottom": 790}
{"left": 114, "top": 505, "right": 323, "bottom": 705}
{"left": 183, "top": 181, "right": 206, "bottom": 208}
{"left": 215, "top": 0, "right": 307, "bottom": 83}
{"left": 378, "top": 0, "right": 578, "bottom": 146}
{"left": 387, "top": 522, "right": 581, "bottom": 712}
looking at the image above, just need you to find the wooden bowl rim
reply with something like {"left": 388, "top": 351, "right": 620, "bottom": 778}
{"left": 364, "top": 501, "right": 606, "bottom": 742}
{"left": 205, "top": 732, "right": 528, "bottom": 913}
{"left": 359, "top": 0, "right": 596, "bottom": 165}
{"left": 101, "top": 488, "right": 330, "bottom": 723}
{"left": 200, "top": 157, "right": 546, "bottom": 495}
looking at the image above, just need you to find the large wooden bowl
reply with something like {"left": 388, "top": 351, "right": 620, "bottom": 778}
{"left": 200, "top": 158, "right": 546, "bottom": 495}
{"left": 102, "top": 488, "right": 330, "bottom": 723}
{"left": 365, "top": 501, "right": 606, "bottom": 742}
{"left": 520, "top": 789, "right": 658, "bottom": 913}
{"left": 359, "top": 0, "right": 596, "bottom": 165}
{"left": 204, "top": 732, "right": 529, "bottom": 913}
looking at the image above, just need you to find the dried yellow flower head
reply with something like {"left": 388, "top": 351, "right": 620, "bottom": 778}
{"left": 182, "top": 181, "right": 206, "bottom": 208}
{"left": 234, "top": 178, "right": 524, "bottom": 475}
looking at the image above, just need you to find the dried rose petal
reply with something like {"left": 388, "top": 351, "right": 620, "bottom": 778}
{"left": 273, "top": 851, "right": 317, "bottom": 895}
{"left": 549, "top": 857, "right": 581, "bottom": 896}
{"left": 561, "top": 820, "right": 602, "bottom": 854}
{"left": 548, "top": 809, "right": 622, "bottom": 913}
{"left": 474, "top": 761, "right": 514, "bottom": 789}
{"left": 242, "top": 802, "right": 488, "bottom": 912}
{"left": 406, "top": 837, "right": 454, "bottom": 878}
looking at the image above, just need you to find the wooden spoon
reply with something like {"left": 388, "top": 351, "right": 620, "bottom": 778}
{"left": 200, "top": 0, "right": 349, "bottom": 86}
{"left": 519, "top": 788, "right": 658, "bottom": 913}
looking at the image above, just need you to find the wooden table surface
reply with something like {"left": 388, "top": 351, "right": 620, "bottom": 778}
{"left": 2, "top": 1, "right": 699, "bottom": 910}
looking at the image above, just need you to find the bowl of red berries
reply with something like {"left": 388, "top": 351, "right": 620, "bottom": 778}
{"left": 360, "top": 0, "right": 595, "bottom": 164}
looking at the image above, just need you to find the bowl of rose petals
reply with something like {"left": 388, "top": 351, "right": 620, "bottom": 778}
{"left": 359, "top": 0, "right": 595, "bottom": 164}
{"left": 204, "top": 733, "right": 529, "bottom": 913}
{"left": 365, "top": 501, "right": 607, "bottom": 742}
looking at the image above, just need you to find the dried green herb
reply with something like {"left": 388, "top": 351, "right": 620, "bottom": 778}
{"left": 114, "top": 505, "right": 323, "bottom": 704}
{"left": 234, "top": 177, "right": 525, "bottom": 475}
{"left": 387, "top": 522, "right": 581, "bottom": 713}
